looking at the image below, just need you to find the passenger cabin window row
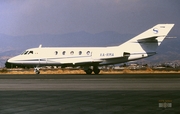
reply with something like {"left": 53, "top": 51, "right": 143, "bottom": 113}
{"left": 61, "top": 51, "right": 91, "bottom": 55}
{"left": 21, "top": 50, "right": 91, "bottom": 56}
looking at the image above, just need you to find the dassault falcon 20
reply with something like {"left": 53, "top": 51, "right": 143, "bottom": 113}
{"left": 5, "top": 24, "right": 174, "bottom": 74}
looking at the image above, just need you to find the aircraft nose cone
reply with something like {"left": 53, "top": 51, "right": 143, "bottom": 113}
{"left": 7, "top": 58, "right": 13, "bottom": 63}
{"left": 5, "top": 59, "right": 16, "bottom": 68}
{"left": 6, "top": 56, "right": 19, "bottom": 64}
{"left": 5, "top": 59, "right": 11, "bottom": 68}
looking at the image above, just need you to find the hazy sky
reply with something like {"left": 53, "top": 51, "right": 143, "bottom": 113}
{"left": 0, "top": 0, "right": 179, "bottom": 36}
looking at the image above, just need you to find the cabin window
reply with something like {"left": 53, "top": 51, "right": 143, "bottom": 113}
{"left": 79, "top": 51, "right": 82, "bottom": 55}
{"left": 86, "top": 51, "right": 90, "bottom": 55}
{"left": 28, "top": 51, "right": 33, "bottom": 54}
{"left": 70, "top": 51, "right": 74, "bottom": 55}
{"left": 62, "top": 51, "right": 66, "bottom": 55}
{"left": 55, "top": 51, "right": 58, "bottom": 55}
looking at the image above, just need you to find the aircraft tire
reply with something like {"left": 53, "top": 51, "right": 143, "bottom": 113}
{"left": 93, "top": 69, "right": 100, "bottom": 74}
{"left": 34, "top": 69, "right": 40, "bottom": 74}
{"left": 85, "top": 69, "right": 92, "bottom": 75}
{"left": 36, "top": 71, "right": 40, "bottom": 74}
{"left": 35, "top": 70, "right": 40, "bottom": 74}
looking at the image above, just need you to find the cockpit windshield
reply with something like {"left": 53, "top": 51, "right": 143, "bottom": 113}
{"left": 21, "top": 51, "right": 28, "bottom": 55}
{"left": 21, "top": 50, "right": 33, "bottom": 55}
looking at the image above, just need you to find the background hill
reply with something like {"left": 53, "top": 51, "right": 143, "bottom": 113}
{"left": 0, "top": 32, "right": 179, "bottom": 67}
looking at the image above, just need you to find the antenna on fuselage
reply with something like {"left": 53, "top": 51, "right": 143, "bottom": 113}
{"left": 39, "top": 44, "right": 42, "bottom": 48}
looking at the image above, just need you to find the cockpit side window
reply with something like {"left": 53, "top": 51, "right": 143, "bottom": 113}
{"left": 28, "top": 51, "right": 33, "bottom": 54}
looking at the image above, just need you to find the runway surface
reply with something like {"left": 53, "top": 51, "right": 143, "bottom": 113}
{"left": 0, "top": 74, "right": 180, "bottom": 113}
{"left": 0, "top": 74, "right": 180, "bottom": 90}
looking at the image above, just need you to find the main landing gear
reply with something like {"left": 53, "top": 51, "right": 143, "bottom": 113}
{"left": 84, "top": 66, "right": 100, "bottom": 75}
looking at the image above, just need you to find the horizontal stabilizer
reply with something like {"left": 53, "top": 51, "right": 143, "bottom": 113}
{"left": 137, "top": 36, "right": 158, "bottom": 43}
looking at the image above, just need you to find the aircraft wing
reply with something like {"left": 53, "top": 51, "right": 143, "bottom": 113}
{"left": 73, "top": 59, "right": 103, "bottom": 66}
{"left": 56, "top": 58, "right": 103, "bottom": 66}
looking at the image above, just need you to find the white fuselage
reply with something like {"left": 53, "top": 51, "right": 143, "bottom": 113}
{"left": 7, "top": 46, "right": 153, "bottom": 67}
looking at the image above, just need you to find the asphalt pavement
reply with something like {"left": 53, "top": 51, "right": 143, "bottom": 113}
{"left": 0, "top": 74, "right": 180, "bottom": 113}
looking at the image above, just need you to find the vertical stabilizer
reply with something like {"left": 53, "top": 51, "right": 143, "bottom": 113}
{"left": 119, "top": 24, "right": 174, "bottom": 53}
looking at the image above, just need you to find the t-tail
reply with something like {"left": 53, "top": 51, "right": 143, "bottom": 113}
{"left": 119, "top": 24, "right": 174, "bottom": 61}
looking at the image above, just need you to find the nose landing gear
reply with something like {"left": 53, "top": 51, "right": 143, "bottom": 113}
{"left": 34, "top": 67, "right": 40, "bottom": 74}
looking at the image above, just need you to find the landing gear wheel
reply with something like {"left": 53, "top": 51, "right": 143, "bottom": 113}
{"left": 34, "top": 67, "right": 40, "bottom": 74}
{"left": 93, "top": 68, "right": 100, "bottom": 74}
{"left": 85, "top": 69, "right": 92, "bottom": 75}
{"left": 93, "top": 66, "right": 100, "bottom": 74}
{"left": 35, "top": 70, "right": 40, "bottom": 74}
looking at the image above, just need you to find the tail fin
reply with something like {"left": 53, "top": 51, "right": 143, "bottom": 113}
{"left": 119, "top": 24, "right": 174, "bottom": 53}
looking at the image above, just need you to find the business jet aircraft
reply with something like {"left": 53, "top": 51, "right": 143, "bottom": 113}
{"left": 5, "top": 24, "right": 174, "bottom": 74}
